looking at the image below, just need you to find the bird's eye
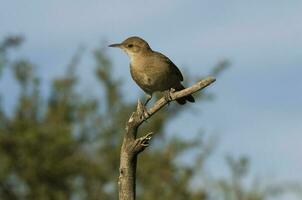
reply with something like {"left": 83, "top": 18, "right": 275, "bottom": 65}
{"left": 127, "top": 44, "right": 133, "bottom": 48}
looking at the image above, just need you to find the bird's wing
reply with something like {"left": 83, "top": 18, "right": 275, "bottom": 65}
{"left": 156, "top": 52, "right": 184, "bottom": 81}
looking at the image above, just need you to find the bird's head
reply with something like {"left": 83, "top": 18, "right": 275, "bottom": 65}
{"left": 109, "top": 36, "right": 151, "bottom": 59}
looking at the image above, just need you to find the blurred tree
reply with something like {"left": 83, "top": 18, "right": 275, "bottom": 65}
{"left": 0, "top": 36, "right": 295, "bottom": 200}
{"left": 214, "top": 155, "right": 289, "bottom": 200}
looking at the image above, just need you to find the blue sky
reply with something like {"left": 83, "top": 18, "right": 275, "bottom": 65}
{"left": 1, "top": 0, "right": 302, "bottom": 198}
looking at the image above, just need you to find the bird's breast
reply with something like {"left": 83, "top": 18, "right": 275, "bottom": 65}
{"left": 129, "top": 58, "right": 178, "bottom": 93}
{"left": 130, "top": 63, "right": 153, "bottom": 92}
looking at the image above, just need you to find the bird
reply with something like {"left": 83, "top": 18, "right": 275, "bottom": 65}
{"left": 109, "top": 36, "right": 194, "bottom": 105}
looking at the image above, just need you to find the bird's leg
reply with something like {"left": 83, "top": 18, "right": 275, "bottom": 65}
{"left": 144, "top": 94, "right": 152, "bottom": 106}
{"left": 141, "top": 94, "right": 152, "bottom": 120}
{"left": 163, "top": 88, "right": 175, "bottom": 104}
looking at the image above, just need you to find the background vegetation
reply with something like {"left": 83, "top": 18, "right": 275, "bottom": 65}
{"left": 0, "top": 36, "right": 299, "bottom": 200}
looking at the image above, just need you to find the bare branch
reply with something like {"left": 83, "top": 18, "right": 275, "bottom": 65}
{"left": 141, "top": 76, "right": 216, "bottom": 124}
{"left": 118, "top": 76, "right": 216, "bottom": 200}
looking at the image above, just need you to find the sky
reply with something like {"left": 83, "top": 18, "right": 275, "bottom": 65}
{"left": 0, "top": 0, "right": 301, "bottom": 198}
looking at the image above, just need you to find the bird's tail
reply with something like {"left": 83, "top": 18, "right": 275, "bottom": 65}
{"left": 175, "top": 84, "right": 195, "bottom": 105}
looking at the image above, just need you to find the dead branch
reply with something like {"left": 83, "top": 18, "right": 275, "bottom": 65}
{"left": 118, "top": 76, "right": 216, "bottom": 200}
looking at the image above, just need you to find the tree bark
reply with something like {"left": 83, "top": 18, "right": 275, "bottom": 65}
{"left": 118, "top": 76, "right": 216, "bottom": 200}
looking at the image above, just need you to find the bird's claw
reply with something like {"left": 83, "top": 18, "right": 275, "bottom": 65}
{"left": 163, "top": 89, "right": 174, "bottom": 103}
{"left": 137, "top": 99, "right": 150, "bottom": 121}
{"left": 142, "top": 106, "right": 150, "bottom": 121}
{"left": 138, "top": 105, "right": 150, "bottom": 122}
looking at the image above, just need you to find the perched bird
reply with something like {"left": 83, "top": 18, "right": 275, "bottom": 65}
{"left": 109, "top": 36, "right": 194, "bottom": 105}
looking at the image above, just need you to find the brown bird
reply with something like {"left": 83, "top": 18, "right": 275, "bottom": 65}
{"left": 109, "top": 36, "right": 194, "bottom": 105}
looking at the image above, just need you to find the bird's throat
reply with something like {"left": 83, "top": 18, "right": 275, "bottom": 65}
{"left": 127, "top": 53, "right": 139, "bottom": 65}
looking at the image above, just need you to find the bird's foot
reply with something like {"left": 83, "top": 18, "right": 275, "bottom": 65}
{"left": 163, "top": 88, "right": 175, "bottom": 104}
{"left": 142, "top": 105, "right": 150, "bottom": 121}
{"left": 137, "top": 99, "right": 150, "bottom": 122}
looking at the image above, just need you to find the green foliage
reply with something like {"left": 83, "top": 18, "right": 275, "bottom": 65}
{"left": 0, "top": 36, "right": 295, "bottom": 200}
{"left": 0, "top": 36, "right": 23, "bottom": 76}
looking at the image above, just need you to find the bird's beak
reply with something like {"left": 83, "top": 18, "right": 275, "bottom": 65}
{"left": 108, "top": 43, "right": 122, "bottom": 48}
